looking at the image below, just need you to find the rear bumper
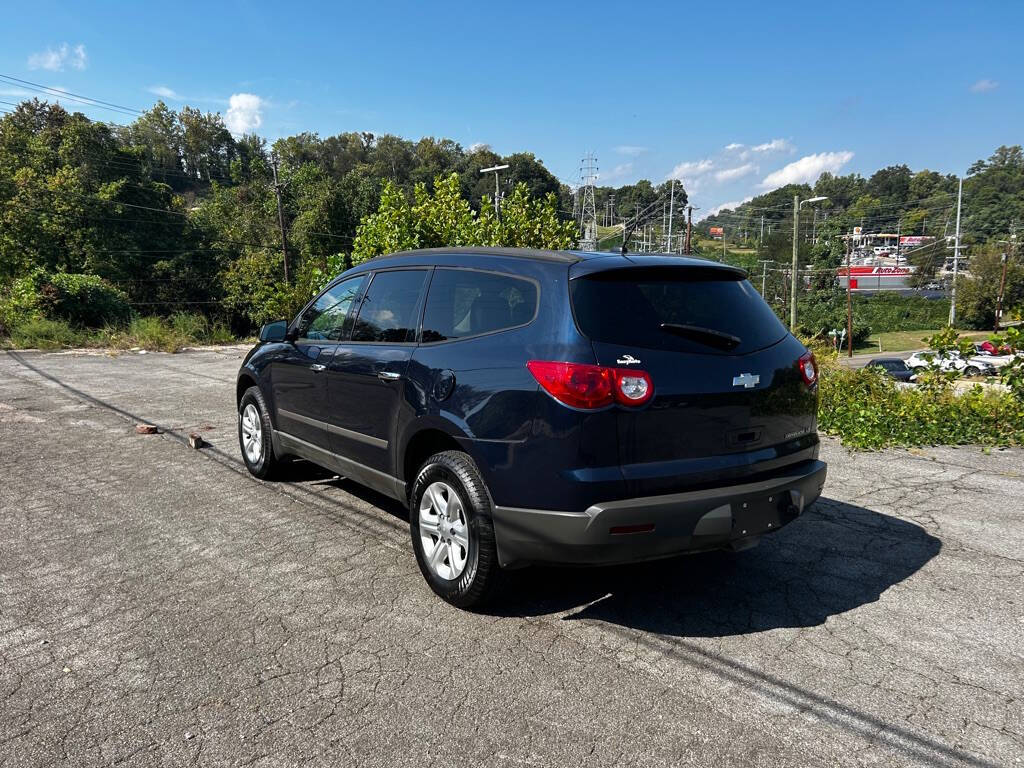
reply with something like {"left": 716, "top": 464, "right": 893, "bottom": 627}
{"left": 491, "top": 459, "right": 827, "bottom": 568}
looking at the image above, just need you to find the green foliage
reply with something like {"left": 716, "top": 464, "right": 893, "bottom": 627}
{"left": 990, "top": 327, "right": 1024, "bottom": 400}
{"left": 0, "top": 269, "right": 130, "bottom": 331}
{"left": 39, "top": 272, "right": 131, "bottom": 326}
{"left": 221, "top": 250, "right": 307, "bottom": 327}
{"left": 818, "top": 365, "right": 1024, "bottom": 449}
{"left": 0, "top": 312, "right": 237, "bottom": 352}
{"left": 4, "top": 317, "right": 91, "bottom": 350}
{"left": 351, "top": 173, "right": 575, "bottom": 264}
{"left": 853, "top": 293, "right": 949, "bottom": 333}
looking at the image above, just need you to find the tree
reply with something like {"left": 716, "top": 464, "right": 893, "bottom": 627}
{"left": 351, "top": 173, "right": 575, "bottom": 264}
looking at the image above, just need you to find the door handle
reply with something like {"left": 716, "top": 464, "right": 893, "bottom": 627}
{"left": 377, "top": 371, "right": 401, "bottom": 382}
{"left": 310, "top": 363, "right": 327, "bottom": 372}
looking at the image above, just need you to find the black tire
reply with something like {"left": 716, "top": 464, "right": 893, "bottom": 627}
{"left": 409, "top": 451, "right": 501, "bottom": 609}
{"left": 964, "top": 366, "right": 980, "bottom": 377}
{"left": 238, "top": 386, "right": 281, "bottom": 480}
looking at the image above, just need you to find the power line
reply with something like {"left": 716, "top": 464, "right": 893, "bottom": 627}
{"left": 0, "top": 74, "right": 143, "bottom": 116}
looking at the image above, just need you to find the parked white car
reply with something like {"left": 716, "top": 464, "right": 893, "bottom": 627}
{"left": 905, "top": 350, "right": 998, "bottom": 377}
{"left": 970, "top": 343, "right": 1021, "bottom": 369}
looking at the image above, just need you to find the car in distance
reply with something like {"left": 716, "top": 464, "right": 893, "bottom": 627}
{"left": 235, "top": 247, "right": 827, "bottom": 607}
{"left": 866, "top": 357, "right": 915, "bottom": 382}
{"left": 905, "top": 349, "right": 997, "bottom": 377}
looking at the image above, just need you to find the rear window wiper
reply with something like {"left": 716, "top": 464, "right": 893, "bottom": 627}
{"left": 659, "top": 323, "right": 741, "bottom": 351}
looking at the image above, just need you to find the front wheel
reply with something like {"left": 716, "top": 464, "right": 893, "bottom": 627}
{"left": 409, "top": 451, "right": 501, "bottom": 609}
{"left": 963, "top": 365, "right": 980, "bottom": 377}
{"left": 238, "top": 386, "right": 282, "bottom": 479}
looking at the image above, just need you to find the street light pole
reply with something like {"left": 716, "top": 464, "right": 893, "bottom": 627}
{"left": 791, "top": 195, "right": 799, "bottom": 331}
{"left": 480, "top": 164, "right": 510, "bottom": 219}
{"left": 790, "top": 195, "right": 828, "bottom": 333}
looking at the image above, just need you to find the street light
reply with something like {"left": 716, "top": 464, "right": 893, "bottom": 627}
{"left": 790, "top": 195, "right": 829, "bottom": 331}
{"left": 480, "top": 164, "right": 509, "bottom": 218}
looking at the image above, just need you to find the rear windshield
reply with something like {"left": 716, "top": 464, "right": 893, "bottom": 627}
{"left": 570, "top": 267, "right": 788, "bottom": 355}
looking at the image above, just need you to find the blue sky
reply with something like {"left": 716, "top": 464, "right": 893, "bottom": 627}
{"left": 1, "top": 0, "right": 1020, "bottom": 219}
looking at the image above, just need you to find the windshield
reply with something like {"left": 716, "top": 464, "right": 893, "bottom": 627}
{"left": 570, "top": 267, "right": 788, "bottom": 355}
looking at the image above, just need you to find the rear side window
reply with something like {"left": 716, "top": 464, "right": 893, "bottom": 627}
{"left": 351, "top": 270, "right": 428, "bottom": 343}
{"left": 421, "top": 268, "right": 538, "bottom": 343}
{"left": 570, "top": 267, "right": 788, "bottom": 355}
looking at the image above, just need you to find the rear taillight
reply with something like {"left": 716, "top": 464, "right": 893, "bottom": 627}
{"left": 798, "top": 351, "right": 818, "bottom": 387}
{"left": 527, "top": 360, "right": 654, "bottom": 410}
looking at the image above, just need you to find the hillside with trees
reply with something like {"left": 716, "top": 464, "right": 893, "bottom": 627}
{"left": 1, "top": 96, "right": 1021, "bottom": 342}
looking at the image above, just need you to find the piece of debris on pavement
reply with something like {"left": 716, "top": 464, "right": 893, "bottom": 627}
{"left": 135, "top": 424, "right": 159, "bottom": 434}
{"left": 188, "top": 433, "right": 205, "bottom": 449}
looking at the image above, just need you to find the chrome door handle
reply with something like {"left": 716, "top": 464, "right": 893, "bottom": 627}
{"left": 310, "top": 363, "right": 327, "bottom": 372}
{"left": 377, "top": 371, "right": 401, "bottom": 381}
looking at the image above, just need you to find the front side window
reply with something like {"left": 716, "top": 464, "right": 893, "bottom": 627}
{"left": 350, "top": 270, "right": 428, "bottom": 343}
{"left": 421, "top": 268, "right": 538, "bottom": 343}
{"left": 298, "top": 275, "right": 366, "bottom": 342}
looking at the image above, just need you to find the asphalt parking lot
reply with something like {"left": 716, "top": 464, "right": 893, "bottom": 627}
{"left": 1, "top": 347, "right": 1022, "bottom": 767}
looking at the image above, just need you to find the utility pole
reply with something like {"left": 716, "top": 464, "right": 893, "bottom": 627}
{"left": 995, "top": 222, "right": 1016, "bottom": 331}
{"left": 949, "top": 176, "right": 963, "bottom": 326}
{"left": 894, "top": 216, "right": 902, "bottom": 267}
{"left": 846, "top": 234, "right": 853, "bottom": 357}
{"left": 480, "top": 164, "right": 510, "bottom": 219}
{"left": 270, "top": 152, "right": 290, "bottom": 284}
{"left": 666, "top": 179, "right": 676, "bottom": 253}
{"left": 759, "top": 215, "right": 764, "bottom": 251}
{"left": 760, "top": 260, "right": 768, "bottom": 295}
{"left": 685, "top": 205, "right": 694, "bottom": 255}
{"left": 722, "top": 227, "right": 727, "bottom": 261}
{"left": 791, "top": 194, "right": 799, "bottom": 331}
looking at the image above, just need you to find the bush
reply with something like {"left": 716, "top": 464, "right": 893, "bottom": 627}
{"left": 818, "top": 365, "right": 1024, "bottom": 449}
{"left": 40, "top": 272, "right": 131, "bottom": 326}
{"left": 4, "top": 317, "right": 90, "bottom": 350}
{"left": 0, "top": 270, "right": 130, "bottom": 333}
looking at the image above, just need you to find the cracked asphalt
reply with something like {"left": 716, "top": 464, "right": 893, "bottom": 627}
{"left": 1, "top": 346, "right": 1022, "bottom": 767}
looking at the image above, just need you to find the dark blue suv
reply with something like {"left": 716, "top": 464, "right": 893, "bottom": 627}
{"left": 236, "top": 247, "right": 826, "bottom": 607}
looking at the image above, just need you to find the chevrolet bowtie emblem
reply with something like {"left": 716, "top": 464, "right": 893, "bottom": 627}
{"left": 732, "top": 373, "right": 759, "bottom": 388}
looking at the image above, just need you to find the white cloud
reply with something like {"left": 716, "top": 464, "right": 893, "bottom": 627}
{"left": 714, "top": 163, "right": 757, "bottom": 183}
{"left": 700, "top": 197, "right": 754, "bottom": 220}
{"left": 602, "top": 162, "right": 634, "bottom": 183}
{"left": 28, "top": 43, "right": 87, "bottom": 72}
{"left": 668, "top": 158, "right": 713, "bottom": 180}
{"left": 759, "top": 151, "right": 854, "bottom": 190}
{"left": 467, "top": 142, "right": 491, "bottom": 153}
{"left": 147, "top": 85, "right": 181, "bottom": 100}
{"left": 614, "top": 145, "right": 648, "bottom": 157}
{"left": 225, "top": 93, "right": 264, "bottom": 136}
{"left": 724, "top": 142, "right": 744, "bottom": 151}
{"left": 969, "top": 78, "right": 998, "bottom": 93}
{"left": 751, "top": 138, "right": 793, "bottom": 153}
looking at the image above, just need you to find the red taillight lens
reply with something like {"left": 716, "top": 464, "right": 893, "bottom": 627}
{"left": 798, "top": 351, "right": 818, "bottom": 387}
{"left": 527, "top": 361, "right": 653, "bottom": 409}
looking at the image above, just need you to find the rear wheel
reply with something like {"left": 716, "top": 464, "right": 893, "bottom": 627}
{"left": 409, "top": 451, "right": 500, "bottom": 609}
{"left": 238, "top": 386, "right": 281, "bottom": 479}
{"left": 964, "top": 365, "right": 980, "bottom": 377}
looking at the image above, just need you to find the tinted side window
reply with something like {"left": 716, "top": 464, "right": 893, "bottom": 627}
{"left": 350, "top": 270, "right": 428, "bottom": 343}
{"left": 299, "top": 275, "right": 366, "bottom": 342}
{"left": 421, "top": 269, "right": 538, "bottom": 343}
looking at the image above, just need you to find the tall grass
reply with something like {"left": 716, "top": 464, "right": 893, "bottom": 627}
{"left": 0, "top": 313, "right": 242, "bottom": 352}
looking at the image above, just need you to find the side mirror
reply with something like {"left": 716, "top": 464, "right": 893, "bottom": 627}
{"left": 259, "top": 320, "right": 289, "bottom": 343}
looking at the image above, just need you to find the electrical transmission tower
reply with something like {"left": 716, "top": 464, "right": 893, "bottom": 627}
{"left": 578, "top": 153, "right": 598, "bottom": 250}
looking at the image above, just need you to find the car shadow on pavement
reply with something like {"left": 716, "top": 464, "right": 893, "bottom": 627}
{"left": 488, "top": 497, "right": 941, "bottom": 637}
{"left": 277, "top": 459, "right": 411, "bottom": 523}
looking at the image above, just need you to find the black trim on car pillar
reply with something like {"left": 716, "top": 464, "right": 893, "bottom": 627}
{"left": 278, "top": 407, "right": 388, "bottom": 449}
{"left": 490, "top": 460, "right": 827, "bottom": 568}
